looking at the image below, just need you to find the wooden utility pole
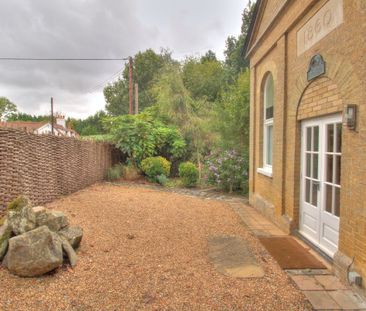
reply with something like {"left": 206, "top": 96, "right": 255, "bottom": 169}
{"left": 134, "top": 83, "right": 139, "bottom": 114}
{"left": 129, "top": 57, "right": 133, "bottom": 114}
{"left": 50, "top": 97, "right": 54, "bottom": 135}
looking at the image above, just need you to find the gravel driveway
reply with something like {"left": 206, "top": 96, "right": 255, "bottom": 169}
{"left": 0, "top": 183, "right": 309, "bottom": 310}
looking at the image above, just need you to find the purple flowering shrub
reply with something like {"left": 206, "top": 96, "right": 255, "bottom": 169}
{"left": 205, "top": 149, "right": 248, "bottom": 193}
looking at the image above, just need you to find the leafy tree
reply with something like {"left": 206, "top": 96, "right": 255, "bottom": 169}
{"left": 152, "top": 64, "right": 216, "bottom": 178}
{"left": 103, "top": 111, "right": 186, "bottom": 165}
{"left": 0, "top": 97, "right": 17, "bottom": 121}
{"left": 200, "top": 50, "right": 217, "bottom": 63}
{"left": 68, "top": 110, "right": 107, "bottom": 136}
{"left": 182, "top": 57, "right": 225, "bottom": 102}
{"left": 224, "top": 0, "right": 256, "bottom": 77}
{"left": 8, "top": 112, "right": 49, "bottom": 122}
{"left": 104, "top": 49, "right": 175, "bottom": 116}
{"left": 213, "top": 70, "right": 250, "bottom": 151}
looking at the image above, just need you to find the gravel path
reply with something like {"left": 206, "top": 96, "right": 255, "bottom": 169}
{"left": 0, "top": 183, "right": 310, "bottom": 310}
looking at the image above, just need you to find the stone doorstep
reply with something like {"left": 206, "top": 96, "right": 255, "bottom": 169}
{"left": 303, "top": 290, "right": 342, "bottom": 310}
{"left": 314, "top": 275, "right": 348, "bottom": 291}
{"left": 290, "top": 275, "right": 324, "bottom": 291}
{"left": 286, "top": 269, "right": 331, "bottom": 276}
{"left": 304, "top": 290, "right": 366, "bottom": 311}
{"left": 328, "top": 290, "right": 366, "bottom": 310}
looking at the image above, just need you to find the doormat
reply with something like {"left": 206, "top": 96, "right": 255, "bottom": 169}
{"left": 258, "top": 236, "right": 326, "bottom": 270}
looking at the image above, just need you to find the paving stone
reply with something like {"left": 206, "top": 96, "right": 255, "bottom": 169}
{"left": 303, "top": 291, "right": 341, "bottom": 310}
{"left": 290, "top": 275, "right": 324, "bottom": 291}
{"left": 314, "top": 275, "right": 347, "bottom": 290}
{"left": 286, "top": 269, "right": 331, "bottom": 276}
{"left": 328, "top": 290, "right": 366, "bottom": 310}
{"left": 208, "top": 235, "right": 264, "bottom": 278}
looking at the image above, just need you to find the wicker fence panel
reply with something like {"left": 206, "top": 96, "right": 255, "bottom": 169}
{"left": 0, "top": 128, "right": 115, "bottom": 213}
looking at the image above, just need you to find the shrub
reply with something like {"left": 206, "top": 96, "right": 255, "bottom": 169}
{"left": 122, "top": 163, "right": 141, "bottom": 181}
{"left": 156, "top": 174, "right": 168, "bottom": 186}
{"left": 103, "top": 113, "right": 186, "bottom": 165}
{"left": 179, "top": 162, "right": 199, "bottom": 187}
{"left": 106, "top": 164, "right": 123, "bottom": 181}
{"left": 206, "top": 149, "right": 248, "bottom": 193}
{"left": 141, "top": 156, "right": 171, "bottom": 182}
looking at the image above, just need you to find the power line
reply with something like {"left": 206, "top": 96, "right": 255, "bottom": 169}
{"left": 0, "top": 57, "right": 129, "bottom": 61}
{"left": 87, "top": 66, "right": 125, "bottom": 94}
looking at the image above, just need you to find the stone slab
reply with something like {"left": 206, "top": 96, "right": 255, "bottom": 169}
{"left": 208, "top": 235, "right": 264, "bottom": 278}
{"left": 314, "top": 275, "right": 347, "bottom": 290}
{"left": 328, "top": 290, "right": 366, "bottom": 310}
{"left": 290, "top": 275, "right": 324, "bottom": 291}
{"left": 303, "top": 290, "right": 341, "bottom": 310}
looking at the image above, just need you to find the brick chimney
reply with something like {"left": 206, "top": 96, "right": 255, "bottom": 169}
{"left": 55, "top": 113, "right": 66, "bottom": 128}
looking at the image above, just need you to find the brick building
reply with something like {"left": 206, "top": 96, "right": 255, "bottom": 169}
{"left": 244, "top": 0, "right": 366, "bottom": 295}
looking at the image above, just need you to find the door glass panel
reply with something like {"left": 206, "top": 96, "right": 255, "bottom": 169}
{"left": 306, "top": 127, "right": 312, "bottom": 151}
{"left": 334, "top": 187, "right": 340, "bottom": 217}
{"left": 336, "top": 123, "right": 342, "bottom": 153}
{"left": 313, "top": 126, "right": 319, "bottom": 151}
{"left": 326, "top": 155, "right": 333, "bottom": 183}
{"left": 327, "top": 124, "right": 334, "bottom": 152}
{"left": 306, "top": 154, "right": 311, "bottom": 177}
{"left": 311, "top": 181, "right": 318, "bottom": 206}
{"left": 305, "top": 179, "right": 311, "bottom": 203}
{"left": 312, "top": 154, "right": 318, "bottom": 179}
{"left": 335, "top": 155, "right": 341, "bottom": 185}
{"left": 325, "top": 185, "right": 333, "bottom": 213}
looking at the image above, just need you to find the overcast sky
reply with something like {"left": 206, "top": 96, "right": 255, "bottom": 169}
{"left": 0, "top": 0, "right": 248, "bottom": 119}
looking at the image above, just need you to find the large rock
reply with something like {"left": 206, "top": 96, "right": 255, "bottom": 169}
{"left": 0, "top": 220, "right": 12, "bottom": 260}
{"left": 36, "top": 210, "right": 69, "bottom": 232}
{"left": 7, "top": 205, "right": 36, "bottom": 236}
{"left": 58, "top": 226, "right": 83, "bottom": 249}
{"left": 32, "top": 206, "right": 47, "bottom": 221}
{"left": 61, "top": 238, "right": 78, "bottom": 268}
{"left": 6, "top": 226, "right": 63, "bottom": 277}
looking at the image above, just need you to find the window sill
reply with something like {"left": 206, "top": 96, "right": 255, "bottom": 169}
{"left": 257, "top": 167, "right": 273, "bottom": 178}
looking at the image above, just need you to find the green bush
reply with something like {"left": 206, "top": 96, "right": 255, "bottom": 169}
{"left": 141, "top": 156, "right": 171, "bottom": 182}
{"left": 156, "top": 174, "right": 168, "bottom": 186}
{"left": 179, "top": 162, "right": 199, "bottom": 187}
{"left": 206, "top": 149, "right": 248, "bottom": 193}
{"left": 103, "top": 112, "right": 186, "bottom": 165}
{"left": 106, "top": 164, "right": 123, "bottom": 181}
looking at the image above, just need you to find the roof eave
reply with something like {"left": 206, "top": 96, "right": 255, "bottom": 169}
{"left": 242, "top": 0, "right": 262, "bottom": 60}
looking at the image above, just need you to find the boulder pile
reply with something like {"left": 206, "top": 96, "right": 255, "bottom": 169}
{"left": 0, "top": 197, "right": 83, "bottom": 277}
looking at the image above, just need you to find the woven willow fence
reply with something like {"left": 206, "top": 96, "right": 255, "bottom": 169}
{"left": 0, "top": 128, "right": 116, "bottom": 213}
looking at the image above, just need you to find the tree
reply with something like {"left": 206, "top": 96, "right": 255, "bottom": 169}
{"left": 8, "top": 112, "right": 49, "bottom": 122}
{"left": 103, "top": 112, "right": 186, "bottom": 165}
{"left": 224, "top": 0, "right": 256, "bottom": 78}
{"left": 200, "top": 50, "right": 217, "bottom": 63}
{"left": 67, "top": 110, "right": 107, "bottom": 136}
{"left": 0, "top": 97, "right": 17, "bottom": 121}
{"left": 182, "top": 56, "right": 225, "bottom": 102}
{"left": 104, "top": 49, "right": 175, "bottom": 116}
{"left": 152, "top": 64, "right": 216, "bottom": 179}
{"left": 212, "top": 70, "right": 250, "bottom": 151}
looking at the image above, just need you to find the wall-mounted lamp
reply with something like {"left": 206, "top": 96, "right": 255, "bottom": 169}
{"left": 344, "top": 104, "right": 357, "bottom": 130}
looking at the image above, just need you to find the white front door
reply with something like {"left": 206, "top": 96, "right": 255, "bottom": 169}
{"left": 300, "top": 114, "right": 342, "bottom": 257}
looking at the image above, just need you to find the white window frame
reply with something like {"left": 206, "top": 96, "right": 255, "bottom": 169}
{"left": 257, "top": 74, "right": 274, "bottom": 178}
